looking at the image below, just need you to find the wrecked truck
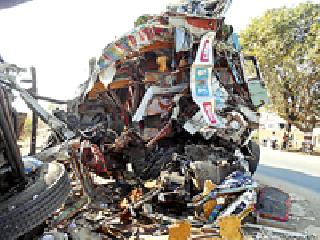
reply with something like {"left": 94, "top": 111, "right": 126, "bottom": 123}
{"left": 63, "top": 0, "right": 269, "bottom": 187}
{"left": 41, "top": 1, "right": 273, "bottom": 237}
{"left": 1, "top": 0, "right": 273, "bottom": 238}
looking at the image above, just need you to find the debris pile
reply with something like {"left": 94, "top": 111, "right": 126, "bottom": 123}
{"left": 41, "top": 0, "right": 271, "bottom": 238}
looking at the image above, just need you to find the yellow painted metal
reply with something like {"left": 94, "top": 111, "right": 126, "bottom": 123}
{"left": 218, "top": 216, "right": 243, "bottom": 240}
{"left": 202, "top": 180, "right": 218, "bottom": 219}
{"left": 169, "top": 221, "right": 191, "bottom": 240}
{"left": 203, "top": 180, "right": 216, "bottom": 196}
{"left": 238, "top": 205, "right": 255, "bottom": 220}
{"left": 108, "top": 79, "right": 132, "bottom": 90}
{"left": 87, "top": 80, "right": 106, "bottom": 99}
{"left": 203, "top": 200, "right": 217, "bottom": 219}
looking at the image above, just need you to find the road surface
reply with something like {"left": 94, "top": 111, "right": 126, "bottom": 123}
{"left": 254, "top": 146, "right": 320, "bottom": 236}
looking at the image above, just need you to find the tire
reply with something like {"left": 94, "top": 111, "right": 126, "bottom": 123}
{"left": 0, "top": 162, "right": 71, "bottom": 240}
{"left": 248, "top": 141, "right": 260, "bottom": 175}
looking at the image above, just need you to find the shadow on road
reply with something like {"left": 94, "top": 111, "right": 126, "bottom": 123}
{"left": 256, "top": 165, "right": 320, "bottom": 193}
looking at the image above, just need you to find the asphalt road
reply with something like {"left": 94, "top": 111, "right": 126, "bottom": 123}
{"left": 254, "top": 147, "right": 320, "bottom": 235}
{"left": 255, "top": 147, "right": 320, "bottom": 196}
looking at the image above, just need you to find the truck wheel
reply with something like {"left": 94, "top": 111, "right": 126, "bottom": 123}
{"left": 0, "top": 162, "right": 71, "bottom": 240}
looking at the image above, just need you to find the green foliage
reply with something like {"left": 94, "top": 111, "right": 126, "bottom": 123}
{"left": 20, "top": 117, "right": 46, "bottom": 141}
{"left": 251, "top": 130, "right": 259, "bottom": 143}
{"left": 47, "top": 103, "right": 59, "bottom": 113}
{"left": 240, "top": 2, "right": 320, "bottom": 131}
{"left": 134, "top": 15, "right": 150, "bottom": 28}
{"left": 21, "top": 116, "right": 32, "bottom": 140}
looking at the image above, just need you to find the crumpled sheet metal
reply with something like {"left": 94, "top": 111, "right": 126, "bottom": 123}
{"left": 42, "top": 0, "right": 273, "bottom": 238}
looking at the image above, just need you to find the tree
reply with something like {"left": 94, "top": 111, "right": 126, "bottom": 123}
{"left": 240, "top": 2, "right": 320, "bottom": 131}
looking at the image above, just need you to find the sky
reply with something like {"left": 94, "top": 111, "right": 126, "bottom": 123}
{"left": 0, "top": 0, "right": 319, "bottom": 104}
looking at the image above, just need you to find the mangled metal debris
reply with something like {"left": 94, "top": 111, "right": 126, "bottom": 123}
{"left": 38, "top": 0, "right": 272, "bottom": 238}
